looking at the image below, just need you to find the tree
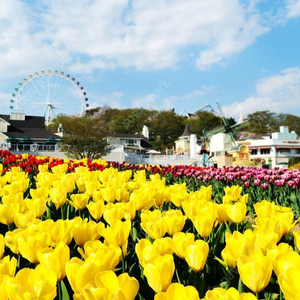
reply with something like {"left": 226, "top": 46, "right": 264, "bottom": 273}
{"left": 186, "top": 111, "right": 223, "bottom": 137}
{"left": 247, "top": 111, "right": 278, "bottom": 134}
{"left": 150, "top": 110, "right": 185, "bottom": 149}
{"left": 51, "top": 116, "right": 109, "bottom": 159}
{"left": 277, "top": 113, "right": 300, "bottom": 135}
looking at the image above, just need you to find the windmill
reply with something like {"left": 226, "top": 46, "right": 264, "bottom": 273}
{"left": 205, "top": 102, "right": 249, "bottom": 148}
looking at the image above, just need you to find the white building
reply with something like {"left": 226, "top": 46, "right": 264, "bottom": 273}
{"left": 242, "top": 126, "right": 300, "bottom": 168}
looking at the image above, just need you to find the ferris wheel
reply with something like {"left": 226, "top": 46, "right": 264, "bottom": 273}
{"left": 10, "top": 70, "right": 90, "bottom": 126}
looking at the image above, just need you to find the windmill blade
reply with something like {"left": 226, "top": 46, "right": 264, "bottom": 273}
{"left": 206, "top": 125, "right": 227, "bottom": 137}
{"left": 230, "top": 120, "right": 249, "bottom": 131}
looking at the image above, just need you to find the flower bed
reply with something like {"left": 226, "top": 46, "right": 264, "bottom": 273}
{"left": 0, "top": 150, "right": 299, "bottom": 299}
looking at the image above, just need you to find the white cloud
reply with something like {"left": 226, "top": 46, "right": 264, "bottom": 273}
{"left": 286, "top": 0, "right": 300, "bottom": 18}
{"left": 93, "top": 92, "right": 125, "bottom": 109}
{"left": 222, "top": 67, "right": 300, "bottom": 119}
{"left": 0, "top": 0, "right": 272, "bottom": 76}
{"left": 0, "top": 92, "right": 12, "bottom": 114}
{"left": 182, "top": 87, "right": 212, "bottom": 100}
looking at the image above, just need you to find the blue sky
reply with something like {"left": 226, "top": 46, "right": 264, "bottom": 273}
{"left": 0, "top": 0, "right": 300, "bottom": 121}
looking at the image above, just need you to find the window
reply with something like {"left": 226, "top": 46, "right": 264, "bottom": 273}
{"left": 251, "top": 149, "right": 257, "bottom": 155}
{"left": 260, "top": 148, "right": 270, "bottom": 155}
{"left": 276, "top": 148, "right": 290, "bottom": 155}
{"left": 126, "top": 139, "right": 134, "bottom": 144}
{"left": 292, "top": 149, "right": 300, "bottom": 155}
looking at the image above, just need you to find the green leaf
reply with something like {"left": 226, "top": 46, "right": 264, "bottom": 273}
{"left": 59, "top": 280, "right": 70, "bottom": 300}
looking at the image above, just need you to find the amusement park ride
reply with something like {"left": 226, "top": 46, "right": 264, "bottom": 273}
{"left": 9, "top": 70, "right": 90, "bottom": 126}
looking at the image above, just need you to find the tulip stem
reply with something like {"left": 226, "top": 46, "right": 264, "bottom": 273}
{"left": 175, "top": 268, "right": 181, "bottom": 284}
{"left": 121, "top": 248, "right": 125, "bottom": 273}
{"left": 256, "top": 292, "right": 259, "bottom": 300}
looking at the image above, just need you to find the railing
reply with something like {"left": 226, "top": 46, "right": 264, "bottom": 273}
{"left": 125, "top": 153, "right": 202, "bottom": 165}
{"left": 5, "top": 143, "right": 62, "bottom": 152}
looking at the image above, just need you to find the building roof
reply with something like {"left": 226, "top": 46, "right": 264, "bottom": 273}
{"left": 111, "top": 133, "right": 146, "bottom": 139}
{"left": 0, "top": 114, "right": 59, "bottom": 140}
{"left": 110, "top": 133, "right": 152, "bottom": 149}
{"left": 180, "top": 124, "right": 193, "bottom": 138}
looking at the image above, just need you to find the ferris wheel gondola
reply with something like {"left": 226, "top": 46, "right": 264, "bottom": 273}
{"left": 9, "top": 70, "right": 90, "bottom": 126}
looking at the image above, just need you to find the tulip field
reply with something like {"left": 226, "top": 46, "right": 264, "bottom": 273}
{"left": 1, "top": 150, "right": 300, "bottom": 299}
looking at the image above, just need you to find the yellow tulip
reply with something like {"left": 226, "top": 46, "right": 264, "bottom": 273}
{"left": 223, "top": 185, "right": 243, "bottom": 203}
{"left": 51, "top": 163, "right": 69, "bottom": 174}
{"left": 216, "top": 203, "right": 230, "bottom": 224}
{"left": 85, "top": 180, "right": 101, "bottom": 197}
{"left": 0, "top": 234, "right": 5, "bottom": 259}
{"left": 133, "top": 169, "right": 147, "bottom": 185}
{"left": 239, "top": 293, "right": 257, "bottom": 300}
{"left": 24, "top": 197, "right": 47, "bottom": 218}
{"left": 101, "top": 186, "right": 116, "bottom": 203}
{"left": 79, "top": 240, "right": 122, "bottom": 271}
{"left": 72, "top": 218, "right": 103, "bottom": 247}
{"left": 254, "top": 200, "right": 276, "bottom": 217}
{"left": 69, "top": 193, "right": 90, "bottom": 211}
{"left": 0, "top": 274, "right": 10, "bottom": 300}
{"left": 252, "top": 228, "right": 279, "bottom": 253}
{"left": 142, "top": 217, "right": 167, "bottom": 240}
{"left": 65, "top": 257, "right": 100, "bottom": 295}
{"left": 92, "top": 190, "right": 103, "bottom": 202}
{"left": 100, "top": 219, "right": 131, "bottom": 255}
{"left": 185, "top": 239, "right": 209, "bottom": 272}
{"left": 0, "top": 202, "right": 20, "bottom": 225}
{"left": 153, "top": 237, "right": 174, "bottom": 256}
{"left": 130, "top": 189, "right": 154, "bottom": 211}
{"left": 0, "top": 255, "right": 17, "bottom": 277}
{"left": 197, "top": 185, "right": 212, "bottom": 202}
{"left": 103, "top": 203, "right": 124, "bottom": 225}
{"left": 141, "top": 210, "right": 167, "bottom": 240}
{"left": 163, "top": 210, "right": 186, "bottom": 236}
{"left": 155, "top": 283, "right": 200, "bottom": 300}
{"left": 278, "top": 268, "right": 300, "bottom": 300}
{"left": 38, "top": 241, "right": 70, "bottom": 282}
{"left": 237, "top": 252, "right": 272, "bottom": 293}
{"left": 144, "top": 254, "right": 175, "bottom": 293}
{"left": 225, "top": 202, "right": 247, "bottom": 224}
{"left": 135, "top": 239, "right": 160, "bottom": 268}
{"left": 75, "top": 178, "right": 87, "bottom": 193}
{"left": 123, "top": 200, "right": 137, "bottom": 220}
{"left": 205, "top": 287, "right": 240, "bottom": 299}
{"left": 169, "top": 184, "right": 189, "bottom": 207}
{"left": 4, "top": 228, "right": 24, "bottom": 254}
{"left": 275, "top": 250, "right": 300, "bottom": 277}
{"left": 7, "top": 265, "right": 57, "bottom": 300}
{"left": 85, "top": 270, "right": 139, "bottom": 300}
{"left": 191, "top": 206, "right": 217, "bottom": 239}
{"left": 115, "top": 186, "right": 130, "bottom": 202}
{"left": 14, "top": 211, "right": 36, "bottom": 229}
{"left": 220, "top": 230, "right": 256, "bottom": 269}
{"left": 172, "top": 232, "right": 195, "bottom": 259}
{"left": 49, "top": 219, "right": 73, "bottom": 246}
{"left": 30, "top": 186, "right": 49, "bottom": 199}
{"left": 38, "top": 164, "right": 49, "bottom": 173}
{"left": 49, "top": 186, "right": 68, "bottom": 209}
{"left": 267, "top": 243, "right": 294, "bottom": 275}
{"left": 18, "top": 230, "right": 52, "bottom": 264}
{"left": 87, "top": 200, "right": 105, "bottom": 221}
{"left": 53, "top": 175, "right": 76, "bottom": 193}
